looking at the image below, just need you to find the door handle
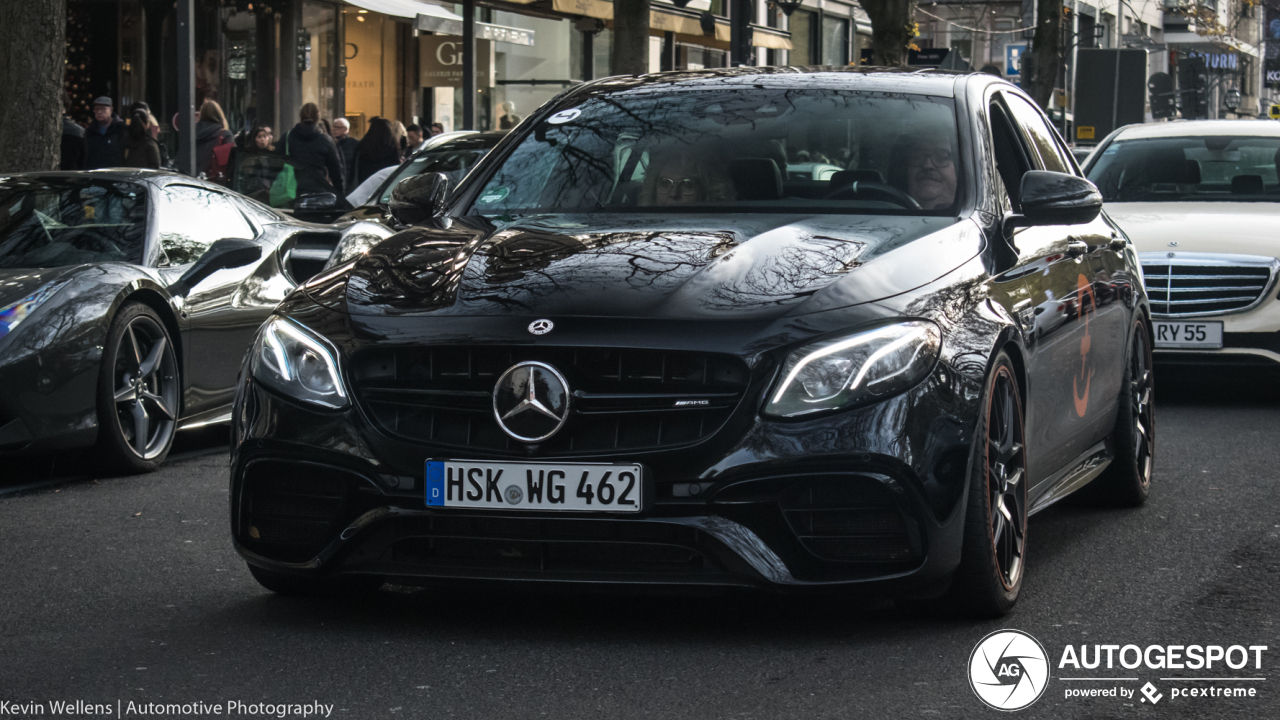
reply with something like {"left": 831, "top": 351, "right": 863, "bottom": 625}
{"left": 1108, "top": 234, "right": 1127, "bottom": 252}
{"left": 1066, "top": 239, "right": 1090, "bottom": 258}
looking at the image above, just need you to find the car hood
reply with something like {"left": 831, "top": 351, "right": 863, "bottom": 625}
{"left": 1107, "top": 203, "right": 1280, "bottom": 257}
{"left": 0, "top": 266, "right": 81, "bottom": 309}
{"left": 343, "top": 214, "right": 982, "bottom": 322}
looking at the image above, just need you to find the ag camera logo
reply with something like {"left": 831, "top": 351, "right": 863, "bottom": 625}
{"left": 969, "top": 629, "right": 1051, "bottom": 711}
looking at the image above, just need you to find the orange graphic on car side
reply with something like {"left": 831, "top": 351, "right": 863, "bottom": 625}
{"left": 1073, "top": 273, "right": 1096, "bottom": 418}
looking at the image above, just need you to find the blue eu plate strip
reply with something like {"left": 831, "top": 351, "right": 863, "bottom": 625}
{"left": 425, "top": 461, "right": 444, "bottom": 506}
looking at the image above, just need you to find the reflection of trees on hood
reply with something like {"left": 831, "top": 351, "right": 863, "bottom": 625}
{"left": 701, "top": 234, "right": 866, "bottom": 311}
{"left": 903, "top": 272, "right": 995, "bottom": 381}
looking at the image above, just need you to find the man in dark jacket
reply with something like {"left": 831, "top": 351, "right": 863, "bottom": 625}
{"left": 279, "top": 103, "right": 345, "bottom": 198}
{"left": 332, "top": 118, "right": 358, "bottom": 186}
{"left": 84, "top": 96, "right": 127, "bottom": 169}
{"left": 60, "top": 92, "right": 86, "bottom": 170}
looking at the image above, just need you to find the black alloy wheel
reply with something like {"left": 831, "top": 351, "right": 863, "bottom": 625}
{"left": 1085, "top": 318, "right": 1154, "bottom": 506}
{"left": 952, "top": 352, "right": 1027, "bottom": 617}
{"left": 95, "top": 303, "right": 180, "bottom": 474}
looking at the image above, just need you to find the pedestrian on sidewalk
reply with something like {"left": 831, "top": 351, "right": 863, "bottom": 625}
{"left": 332, "top": 118, "right": 358, "bottom": 186}
{"left": 195, "top": 100, "right": 233, "bottom": 180}
{"left": 350, "top": 118, "right": 401, "bottom": 187}
{"left": 122, "top": 109, "right": 162, "bottom": 169}
{"left": 85, "top": 96, "right": 127, "bottom": 169}
{"left": 406, "top": 124, "right": 427, "bottom": 155}
{"left": 60, "top": 92, "right": 86, "bottom": 171}
{"left": 279, "top": 102, "right": 346, "bottom": 198}
{"left": 391, "top": 121, "right": 409, "bottom": 161}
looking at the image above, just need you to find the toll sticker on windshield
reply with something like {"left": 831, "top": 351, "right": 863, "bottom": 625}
{"left": 478, "top": 187, "right": 510, "bottom": 204}
{"left": 547, "top": 108, "right": 581, "bottom": 125}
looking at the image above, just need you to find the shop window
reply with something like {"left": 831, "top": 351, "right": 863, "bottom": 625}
{"left": 302, "top": 1, "right": 340, "bottom": 126}
{"left": 790, "top": 11, "right": 814, "bottom": 65}
{"left": 822, "top": 16, "right": 849, "bottom": 66}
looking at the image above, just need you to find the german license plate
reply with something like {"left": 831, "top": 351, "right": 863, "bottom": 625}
{"left": 425, "top": 460, "right": 643, "bottom": 512}
{"left": 1153, "top": 320, "right": 1223, "bottom": 349}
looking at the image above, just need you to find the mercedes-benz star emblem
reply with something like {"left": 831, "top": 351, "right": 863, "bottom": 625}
{"left": 528, "top": 319, "right": 554, "bottom": 335}
{"left": 493, "top": 361, "right": 570, "bottom": 442}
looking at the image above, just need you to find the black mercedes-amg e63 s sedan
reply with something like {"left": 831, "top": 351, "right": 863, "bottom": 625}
{"left": 230, "top": 68, "right": 1154, "bottom": 616}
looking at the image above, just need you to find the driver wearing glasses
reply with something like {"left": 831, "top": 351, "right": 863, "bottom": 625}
{"left": 641, "top": 153, "right": 732, "bottom": 207}
{"left": 904, "top": 133, "right": 958, "bottom": 211}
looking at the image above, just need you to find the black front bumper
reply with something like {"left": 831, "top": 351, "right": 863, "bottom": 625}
{"left": 230, "top": 362, "right": 978, "bottom": 596}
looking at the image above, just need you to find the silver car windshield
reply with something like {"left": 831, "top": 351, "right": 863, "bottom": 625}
{"left": 0, "top": 178, "right": 148, "bottom": 268}
{"left": 1087, "top": 136, "right": 1280, "bottom": 202}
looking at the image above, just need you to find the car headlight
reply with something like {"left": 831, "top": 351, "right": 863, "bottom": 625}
{"left": 764, "top": 321, "right": 942, "bottom": 418}
{"left": 250, "top": 317, "right": 349, "bottom": 409}
{"left": 324, "top": 232, "right": 388, "bottom": 270}
{"left": 0, "top": 280, "right": 69, "bottom": 340}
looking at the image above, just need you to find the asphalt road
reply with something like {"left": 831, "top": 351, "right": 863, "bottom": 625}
{"left": 1, "top": 368, "right": 1277, "bottom": 719}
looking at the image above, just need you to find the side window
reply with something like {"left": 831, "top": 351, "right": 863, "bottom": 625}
{"left": 989, "top": 103, "right": 1032, "bottom": 212}
{"left": 1003, "top": 94, "right": 1073, "bottom": 174}
{"left": 156, "top": 186, "right": 254, "bottom": 265}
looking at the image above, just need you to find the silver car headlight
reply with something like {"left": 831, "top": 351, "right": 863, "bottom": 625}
{"left": 250, "top": 317, "right": 349, "bottom": 409}
{"left": 764, "top": 321, "right": 942, "bottom": 418}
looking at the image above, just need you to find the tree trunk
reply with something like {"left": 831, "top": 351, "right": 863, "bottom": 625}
{"left": 612, "top": 0, "right": 651, "bottom": 76}
{"left": 0, "top": 0, "right": 65, "bottom": 173}
{"left": 1031, "top": 0, "right": 1064, "bottom": 110}
{"left": 861, "top": 0, "right": 916, "bottom": 67}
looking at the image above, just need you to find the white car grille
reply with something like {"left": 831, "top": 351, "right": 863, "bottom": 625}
{"left": 1140, "top": 253, "right": 1277, "bottom": 318}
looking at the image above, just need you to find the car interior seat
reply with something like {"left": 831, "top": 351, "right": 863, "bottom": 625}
{"left": 728, "top": 158, "right": 783, "bottom": 201}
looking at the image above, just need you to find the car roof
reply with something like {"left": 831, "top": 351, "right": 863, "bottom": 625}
{"left": 589, "top": 66, "right": 976, "bottom": 99}
{"left": 1111, "top": 120, "right": 1280, "bottom": 140}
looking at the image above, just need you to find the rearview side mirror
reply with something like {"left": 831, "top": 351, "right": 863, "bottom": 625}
{"left": 388, "top": 172, "right": 451, "bottom": 226}
{"left": 296, "top": 192, "right": 338, "bottom": 211}
{"left": 168, "top": 238, "right": 262, "bottom": 297}
{"left": 1014, "top": 171, "right": 1103, "bottom": 227}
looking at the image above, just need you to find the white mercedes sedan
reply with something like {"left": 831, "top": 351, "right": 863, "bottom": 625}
{"left": 1085, "top": 120, "right": 1280, "bottom": 367}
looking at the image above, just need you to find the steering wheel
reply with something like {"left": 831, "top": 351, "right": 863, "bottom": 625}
{"left": 822, "top": 180, "right": 922, "bottom": 210}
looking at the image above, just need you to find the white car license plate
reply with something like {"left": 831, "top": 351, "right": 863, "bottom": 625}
{"left": 1153, "top": 320, "right": 1223, "bottom": 349}
{"left": 425, "top": 460, "right": 643, "bottom": 512}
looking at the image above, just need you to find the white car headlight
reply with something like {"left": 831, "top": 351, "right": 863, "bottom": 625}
{"left": 250, "top": 317, "right": 349, "bottom": 409}
{"left": 764, "top": 321, "right": 941, "bottom": 418}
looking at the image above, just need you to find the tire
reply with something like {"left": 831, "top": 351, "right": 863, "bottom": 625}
{"left": 94, "top": 302, "right": 180, "bottom": 474}
{"left": 1081, "top": 317, "right": 1154, "bottom": 507}
{"left": 950, "top": 352, "right": 1027, "bottom": 618}
{"left": 247, "top": 564, "right": 383, "bottom": 597}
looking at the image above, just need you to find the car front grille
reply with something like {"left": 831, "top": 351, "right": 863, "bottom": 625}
{"left": 238, "top": 460, "right": 356, "bottom": 562}
{"left": 351, "top": 346, "right": 752, "bottom": 456}
{"left": 388, "top": 516, "right": 722, "bottom": 577}
{"left": 780, "top": 476, "right": 922, "bottom": 564}
{"left": 1141, "top": 253, "right": 1276, "bottom": 317}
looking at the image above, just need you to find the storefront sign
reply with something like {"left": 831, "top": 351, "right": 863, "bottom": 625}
{"left": 416, "top": 16, "right": 536, "bottom": 47}
{"left": 1186, "top": 51, "right": 1238, "bottom": 71}
{"left": 478, "top": 24, "right": 535, "bottom": 47}
{"left": 1006, "top": 44, "right": 1026, "bottom": 76}
{"left": 419, "top": 36, "right": 494, "bottom": 88}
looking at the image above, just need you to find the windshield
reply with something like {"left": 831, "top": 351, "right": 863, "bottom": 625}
{"left": 469, "top": 89, "right": 962, "bottom": 216}
{"left": 376, "top": 143, "right": 493, "bottom": 205}
{"left": 0, "top": 178, "right": 148, "bottom": 268}
{"left": 1087, "top": 136, "right": 1280, "bottom": 202}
